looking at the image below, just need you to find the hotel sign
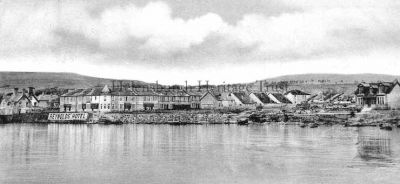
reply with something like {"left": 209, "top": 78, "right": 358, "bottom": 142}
{"left": 48, "top": 113, "right": 89, "bottom": 121}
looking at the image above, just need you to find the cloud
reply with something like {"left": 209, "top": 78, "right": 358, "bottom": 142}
{"left": 58, "top": 1, "right": 228, "bottom": 52}
{"left": 1, "top": 0, "right": 400, "bottom": 83}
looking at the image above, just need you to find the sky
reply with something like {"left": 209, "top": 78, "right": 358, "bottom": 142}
{"left": 1, "top": 0, "right": 400, "bottom": 85}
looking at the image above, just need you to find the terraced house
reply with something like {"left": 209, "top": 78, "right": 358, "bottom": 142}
{"left": 60, "top": 85, "right": 202, "bottom": 112}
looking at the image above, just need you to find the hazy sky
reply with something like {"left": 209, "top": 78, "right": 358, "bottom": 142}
{"left": 1, "top": 0, "right": 400, "bottom": 85}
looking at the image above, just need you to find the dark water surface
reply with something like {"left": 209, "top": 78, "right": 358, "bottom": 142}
{"left": 0, "top": 123, "right": 399, "bottom": 184}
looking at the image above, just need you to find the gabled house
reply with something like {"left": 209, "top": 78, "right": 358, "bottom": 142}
{"left": 355, "top": 80, "right": 400, "bottom": 109}
{"left": 230, "top": 92, "right": 256, "bottom": 107}
{"left": 200, "top": 91, "right": 222, "bottom": 109}
{"left": 268, "top": 93, "right": 292, "bottom": 104}
{"left": 249, "top": 92, "right": 276, "bottom": 106}
{"left": 284, "top": 90, "right": 311, "bottom": 104}
{"left": 37, "top": 94, "right": 60, "bottom": 109}
{"left": 0, "top": 88, "right": 33, "bottom": 115}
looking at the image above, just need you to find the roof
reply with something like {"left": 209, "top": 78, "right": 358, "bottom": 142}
{"left": 252, "top": 92, "right": 276, "bottom": 104}
{"left": 37, "top": 94, "right": 59, "bottom": 102}
{"left": 285, "top": 90, "right": 310, "bottom": 96}
{"left": 270, "top": 93, "right": 292, "bottom": 104}
{"left": 1, "top": 92, "right": 31, "bottom": 105}
{"left": 355, "top": 80, "right": 400, "bottom": 95}
{"left": 200, "top": 91, "right": 219, "bottom": 101}
{"left": 158, "top": 90, "right": 189, "bottom": 97}
{"left": 185, "top": 90, "right": 204, "bottom": 96}
{"left": 232, "top": 92, "right": 255, "bottom": 104}
{"left": 200, "top": 91, "right": 232, "bottom": 101}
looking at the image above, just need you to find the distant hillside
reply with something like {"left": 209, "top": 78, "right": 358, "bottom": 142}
{"left": 0, "top": 72, "right": 149, "bottom": 89}
{"left": 261, "top": 73, "right": 400, "bottom": 83}
{"left": 1, "top": 72, "right": 399, "bottom": 96}
{"left": 247, "top": 73, "right": 400, "bottom": 95}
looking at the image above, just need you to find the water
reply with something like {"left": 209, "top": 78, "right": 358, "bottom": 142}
{"left": 0, "top": 124, "right": 399, "bottom": 184}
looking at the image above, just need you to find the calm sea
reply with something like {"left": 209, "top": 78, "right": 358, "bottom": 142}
{"left": 0, "top": 123, "right": 399, "bottom": 184}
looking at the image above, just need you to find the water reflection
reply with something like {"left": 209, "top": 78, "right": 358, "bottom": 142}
{"left": 0, "top": 124, "right": 399, "bottom": 184}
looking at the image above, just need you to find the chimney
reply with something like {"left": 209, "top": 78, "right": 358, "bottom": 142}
{"left": 13, "top": 88, "right": 18, "bottom": 96}
{"left": 131, "top": 81, "right": 134, "bottom": 89}
{"left": 22, "top": 88, "right": 26, "bottom": 95}
{"left": 156, "top": 81, "right": 158, "bottom": 92}
{"left": 259, "top": 81, "right": 262, "bottom": 92}
{"left": 198, "top": 80, "right": 201, "bottom": 92}
{"left": 206, "top": 80, "right": 209, "bottom": 91}
{"left": 185, "top": 81, "right": 188, "bottom": 91}
{"left": 119, "top": 81, "right": 123, "bottom": 91}
{"left": 28, "top": 87, "right": 35, "bottom": 96}
{"left": 112, "top": 80, "right": 115, "bottom": 90}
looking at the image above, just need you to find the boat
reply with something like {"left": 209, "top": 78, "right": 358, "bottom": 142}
{"left": 379, "top": 123, "right": 392, "bottom": 131}
{"left": 299, "top": 123, "right": 307, "bottom": 128}
{"left": 309, "top": 123, "right": 319, "bottom": 128}
{"left": 98, "top": 117, "right": 123, "bottom": 125}
{"left": 237, "top": 118, "right": 249, "bottom": 125}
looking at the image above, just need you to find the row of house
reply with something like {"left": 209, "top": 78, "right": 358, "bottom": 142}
{"left": 0, "top": 84, "right": 313, "bottom": 114}
{"left": 198, "top": 91, "right": 308, "bottom": 109}
{"left": 59, "top": 85, "right": 203, "bottom": 112}
{"left": 58, "top": 84, "right": 312, "bottom": 112}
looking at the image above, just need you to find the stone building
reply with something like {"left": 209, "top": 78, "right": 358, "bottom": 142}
{"left": 355, "top": 80, "right": 400, "bottom": 109}
{"left": 284, "top": 90, "right": 311, "bottom": 104}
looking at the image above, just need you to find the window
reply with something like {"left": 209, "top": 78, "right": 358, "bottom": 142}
{"left": 107, "top": 104, "right": 110, "bottom": 109}
{"left": 125, "top": 96, "right": 128, "bottom": 101}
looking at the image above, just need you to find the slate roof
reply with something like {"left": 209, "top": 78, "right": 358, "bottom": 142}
{"left": 158, "top": 90, "right": 189, "bottom": 97}
{"left": 37, "top": 94, "right": 59, "bottom": 102}
{"left": 185, "top": 91, "right": 204, "bottom": 96}
{"left": 1, "top": 92, "right": 31, "bottom": 105}
{"left": 252, "top": 93, "right": 276, "bottom": 104}
{"left": 200, "top": 91, "right": 222, "bottom": 101}
{"left": 270, "top": 93, "right": 292, "bottom": 104}
{"left": 355, "top": 80, "right": 400, "bottom": 96}
{"left": 232, "top": 92, "right": 255, "bottom": 104}
{"left": 285, "top": 90, "right": 310, "bottom": 96}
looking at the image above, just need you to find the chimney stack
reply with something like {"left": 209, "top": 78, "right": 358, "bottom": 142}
{"left": 206, "top": 80, "right": 209, "bottom": 91}
{"left": 28, "top": 87, "right": 35, "bottom": 96}
{"left": 112, "top": 80, "right": 115, "bottom": 90}
{"left": 119, "top": 81, "right": 123, "bottom": 91}
{"left": 156, "top": 80, "right": 158, "bottom": 92}
{"left": 198, "top": 80, "right": 201, "bottom": 92}
{"left": 259, "top": 81, "right": 262, "bottom": 92}
{"left": 185, "top": 81, "right": 188, "bottom": 91}
{"left": 13, "top": 88, "right": 18, "bottom": 96}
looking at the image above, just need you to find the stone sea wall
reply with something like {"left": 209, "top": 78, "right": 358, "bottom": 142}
{"left": 102, "top": 112, "right": 234, "bottom": 124}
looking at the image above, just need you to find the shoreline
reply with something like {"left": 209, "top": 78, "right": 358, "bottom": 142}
{"left": 0, "top": 110, "right": 399, "bottom": 129}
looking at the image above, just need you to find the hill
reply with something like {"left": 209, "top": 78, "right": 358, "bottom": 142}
{"left": 0, "top": 72, "right": 149, "bottom": 89}
{"left": 249, "top": 73, "right": 400, "bottom": 95}
{"left": 1, "top": 72, "right": 399, "bottom": 96}
{"left": 260, "top": 73, "right": 400, "bottom": 83}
